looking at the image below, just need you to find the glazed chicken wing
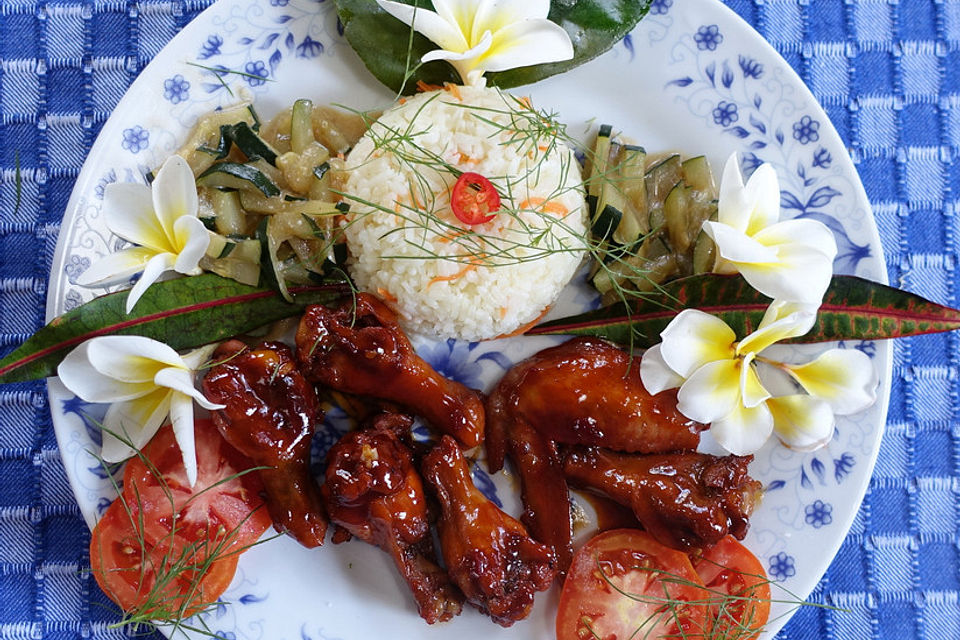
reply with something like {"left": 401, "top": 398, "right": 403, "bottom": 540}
{"left": 202, "top": 340, "right": 327, "bottom": 548}
{"left": 487, "top": 337, "right": 703, "bottom": 470}
{"left": 493, "top": 419, "right": 574, "bottom": 575}
{"left": 423, "top": 436, "right": 556, "bottom": 627}
{"left": 485, "top": 337, "right": 704, "bottom": 572}
{"left": 295, "top": 294, "right": 485, "bottom": 448}
{"left": 322, "top": 414, "right": 463, "bottom": 624}
{"left": 564, "top": 447, "right": 762, "bottom": 550}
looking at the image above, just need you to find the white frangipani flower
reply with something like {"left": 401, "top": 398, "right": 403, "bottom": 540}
{"left": 376, "top": 0, "right": 574, "bottom": 86}
{"left": 77, "top": 155, "right": 210, "bottom": 313}
{"left": 57, "top": 336, "right": 223, "bottom": 487}
{"left": 640, "top": 301, "right": 877, "bottom": 455}
{"left": 703, "top": 154, "right": 838, "bottom": 305}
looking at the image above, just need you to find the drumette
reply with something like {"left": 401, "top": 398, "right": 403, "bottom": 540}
{"left": 202, "top": 340, "right": 327, "bottom": 547}
{"left": 485, "top": 337, "right": 705, "bottom": 571}
{"left": 422, "top": 436, "right": 556, "bottom": 627}
{"left": 296, "top": 294, "right": 485, "bottom": 448}
{"left": 322, "top": 413, "right": 463, "bottom": 624}
{"left": 564, "top": 447, "right": 762, "bottom": 550}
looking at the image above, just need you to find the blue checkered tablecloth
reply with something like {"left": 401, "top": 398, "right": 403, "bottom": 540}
{"left": 0, "top": 1, "right": 958, "bottom": 639}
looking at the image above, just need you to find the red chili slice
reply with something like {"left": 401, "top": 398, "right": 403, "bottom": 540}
{"left": 451, "top": 172, "right": 501, "bottom": 225}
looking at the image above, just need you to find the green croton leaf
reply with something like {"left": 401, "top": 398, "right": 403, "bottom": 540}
{"left": 0, "top": 273, "right": 349, "bottom": 384}
{"left": 528, "top": 273, "right": 960, "bottom": 347}
{"left": 333, "top": 0, "right": 652, "bottom": 94}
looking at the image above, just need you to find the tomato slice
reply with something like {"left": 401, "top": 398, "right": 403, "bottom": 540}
{"left": 451, "top": 172, "right": 501, "bottom": 225}
{"left": 557, "top": 529, "right": 707, "bottom": 640}
{"left": 122, "top": 418, "right": 271, "bottom": 549}
{"left": 690, "top": 536, "right": 771, "bottom": 640}
{"left": 90, "top": 502, "right": 240, "bottom": 618}
{"left": 90, "top": 419, "right": 271, "bottom": 617}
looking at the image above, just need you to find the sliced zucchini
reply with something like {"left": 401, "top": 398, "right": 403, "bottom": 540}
{"left": 291, "top": 99, "right": 315, "bottom": 154}
{"left": 644, "top": 154, "right": 682, "bottom": 207}
{"left": 197, "top": 162, "right": 281, "bottom": 197}
{"left": 200, "top": 232, "right": 261, "bottom": 286}
{"left": 207, "top": 188, "right": 247, "bottom": 236}
{"left": 586, "top": 124, "right": 614, "bottom": 215}
{"left": 664, "top": 183, "right": 694, "bottom": 253}
{"left": 175, "top": 102, "right": 256, "bottom": 176}
{"left": 681, "top": 155, "right": 717, "bottom": 197}
{"left": 239, "top": 190, "right": 339, "bottom": 216}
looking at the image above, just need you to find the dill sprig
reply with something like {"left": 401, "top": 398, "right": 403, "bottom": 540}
{"left": 88, "top": 424, "right": 276, "bottom": 639}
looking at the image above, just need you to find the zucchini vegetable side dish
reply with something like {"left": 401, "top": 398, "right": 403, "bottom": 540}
{"left": 6, "top": 1, "right": 960, "bottom": 640}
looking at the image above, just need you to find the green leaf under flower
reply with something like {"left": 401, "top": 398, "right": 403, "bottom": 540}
{"left": 528, "top": 273, "right": 960, "bottom": 346}
{"left": 0, "top": 274, "right": 349, "bottom": 384}
{"left": 333, "top": 0, "right": 652, "bottom": 94}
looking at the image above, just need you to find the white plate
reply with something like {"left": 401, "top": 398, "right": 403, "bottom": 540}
{"left": 47, "top": 1, "right": 892, "bottom": 638}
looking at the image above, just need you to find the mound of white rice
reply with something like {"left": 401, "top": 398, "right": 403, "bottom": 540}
{"left": 342, "top": 85, "right": 586, "bottom": 341}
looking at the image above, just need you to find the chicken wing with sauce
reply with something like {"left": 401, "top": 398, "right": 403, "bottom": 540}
{"left": 423, "top": 436, "right": 556, "bottom": 627}
{"left": 295, "top": 294, "right": 485, "bottom": 448}
{"left": 202, "top": 340, "right": 327, "bottom": 548}
{"left": 486, "top": 337, "right": 703, "bottom": 468}
{"left": 322, "top": 413, "right": 463, "bottom": 624}
{"left": 484, "top": 337, "right": 705, "bottom": 572}
{"left": 564, "top": 447, "right": 762, "bottom": 550}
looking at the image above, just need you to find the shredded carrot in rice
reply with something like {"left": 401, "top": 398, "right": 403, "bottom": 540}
{"left": 439, "top": 229, "right": 470, "bottom": 244}
{"left": 426, "top": 255, "right": 485, "bottom": 289}
{"left": 458, "top": 152, "right": 475, "bottom": 164}
{"left": 518, "top": 197, "right": 569, "bottom": 216}
{"left": 417, "top": 80, "right": 443, "bottom": 93}
{"left": 377, "top": 287, "right": 398, "bottom": 304}
{"left": 496, "top": 305, "right": 552, "bottom": 339}
{"left": 443, "top": 83, "right": 462, "bottom": 100}
{"left": 519, "top": 96, "right": 532, "bottom": 109}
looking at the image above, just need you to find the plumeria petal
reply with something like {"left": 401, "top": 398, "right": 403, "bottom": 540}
{"left": 735, "top": 248, "right": 834, "bottom": 305}
{"left": 169, "top": 392, "right": 198, "bottom": 486}
{"left": 703, "top": 220, "right": 779, "bottom": 265}
{"left": 125, "top": 252, "right": 176, "bottom": 313}
{"left": 100, "top": 388, "right": 172, "bottom": 462}
{"left": 475, "top": 19, "right": 573, "bottom": 73}
{"left": 377, "top": 1, "right": 469, "bottom": 51}
{"left": 86, "top": 335, "right": 185, "bottom": 382}
{"left": 677, "top": 359, "right": 742, "bottom": 423}
{"left": 659, "top": 309, "right": 736, "bottom": 378}
{"left": 740, "top": 163, "right": 780, "bottom": 236}
{"left": 58, "top": 342, "right": 156, "bottom": 403}
{"left": 153, "top": 156, "right": 200, "bottom": 247}
{"left": 710, "top": 401, "right": 774, "bottom": 456}
{"left": 172, "top": 215, "right": 210, "bottom": 275}
{"left": 739, "top": 354, "right": 771, "bottom": 408}
{"left": 180, "top": 343, "right": 219, "bottom": 371}
{"left": 75, "top": 246, "right": 158, "bottom": 287}
{"left": 422, "top": 31, "right": 493, "bottom": 85}
{"left": 786, "top": 348, "right": 878, "bottom": 415}
{"left": 738, "top": 300, "right": 818, "bottom": 355}
{"left": 377, "top": 0, "right": 571, "bottom": 85}
{"left": 639, "top": 344, "right": 685, "bottom": 394}
{"left": 102, "top": 183, "right": 172, "bottom": 253}
{"left": 472, "top": 0, "right": 551, "bottom": 27}
{"left": 746, "top": 219, "right": 837, "bottom": 304}
{"left": 767, "top": 394, "right": 835, "bottom": 451}
{"left": 154, "top": 366, "right": 225, "bottom": 410}
{"left": 717, "top": 154, "right": 779, "bottom": 235}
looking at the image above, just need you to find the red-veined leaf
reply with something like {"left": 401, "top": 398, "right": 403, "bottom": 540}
{"left": 529, "top": 274, "right": 960, "bottom": 347}
{"left": 0, "top": 273, "right": 349, "bottom": 384}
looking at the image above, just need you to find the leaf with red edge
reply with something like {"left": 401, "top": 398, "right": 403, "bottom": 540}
{"left": 0, "top": 273, "right": 348, "bottom": 384}
{"left": 528, "top": 274, "right": 960, "bottom": 347}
